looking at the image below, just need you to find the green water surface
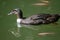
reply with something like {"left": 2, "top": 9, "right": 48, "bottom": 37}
{"left": 0, "top": 0, "right": 60, "bottom": 40}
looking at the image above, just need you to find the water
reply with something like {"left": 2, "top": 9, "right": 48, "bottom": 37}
{"left": 0, "top": 0, "right": 60, "bottom": 40}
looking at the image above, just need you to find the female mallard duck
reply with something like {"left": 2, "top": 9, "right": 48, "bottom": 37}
{"left": 8, "top": 8, "right": 51, "bottom": 27}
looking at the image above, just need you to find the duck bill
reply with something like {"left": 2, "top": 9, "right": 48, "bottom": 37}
{"left": 8, "top": 13, "right": 12, "bottom": 15}
{"left": 8, "top": 12, "right": 14, "bottom": 15}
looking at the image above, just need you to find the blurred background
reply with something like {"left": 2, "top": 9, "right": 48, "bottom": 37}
{"left": 0, "top": 0, "right": 60, "bottom": 40}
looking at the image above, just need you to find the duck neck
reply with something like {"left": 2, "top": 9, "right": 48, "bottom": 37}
{"left": 17, "top": 10, "right": 23, "bottom": 19}
{"left": 16, "top": 14, "right": 20, "bottom": 19}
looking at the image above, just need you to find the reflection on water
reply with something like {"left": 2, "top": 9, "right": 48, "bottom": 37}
{"left": 38, "top": 32, "right": 55, "bottom": 36}
{"left": 8, "top": 24, "right": 38, "bottom": 37}
{"left": 25, "top": 35, "right": 34, "bottom": 40}
{"left": 8, "top": 27, "right": 21, "bottom": 37}
{"left": 22, "top": 24, "right": 39, "bottom": 30}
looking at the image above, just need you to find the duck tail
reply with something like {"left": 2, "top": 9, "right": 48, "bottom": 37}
{"left": 57, "top": 14, "right": 60, "bottom": 18}
{"left": 58, "top": 14, "right": 60, "bottom": 17}
{"left": 54, "top": 14, "right": 60, "bottom": 18}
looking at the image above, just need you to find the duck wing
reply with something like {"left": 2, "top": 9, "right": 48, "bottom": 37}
{"left": 21, "top": 14, "right": 52, "bottom": 25}
{"left": 28, "top": 14, "right": 51, "bottom": 20}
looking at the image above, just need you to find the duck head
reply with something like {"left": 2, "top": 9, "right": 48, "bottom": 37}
{"left": 8, "top": 8, "right": 23, "bottom": 18}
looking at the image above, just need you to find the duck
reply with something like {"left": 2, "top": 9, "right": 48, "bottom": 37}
{"left": 8, "top": 8, "right": 60, "bottom": 27}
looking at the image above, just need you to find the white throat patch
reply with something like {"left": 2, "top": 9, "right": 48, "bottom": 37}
{"left": 17, "top": 18, "right": 22, "bottom": 27}
{"left": 17, "top": 18, "right": 22, "bottom": 24}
